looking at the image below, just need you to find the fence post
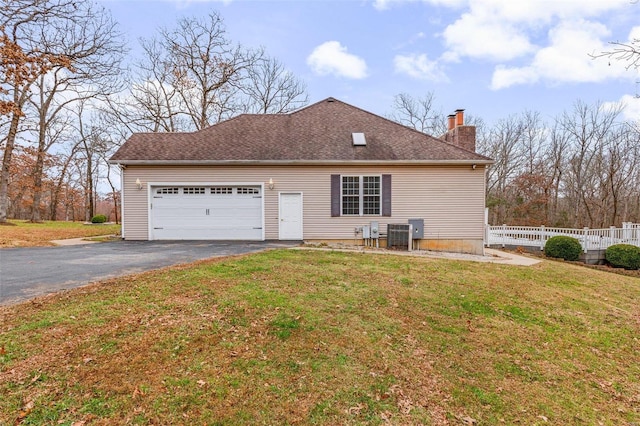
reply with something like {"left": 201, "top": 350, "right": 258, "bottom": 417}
{"left": 610, "top": 226, "right": 616, "bottom": 249}
{"left": 622, "top": 222, "right": 629, "bottom": 242}
{"left": 502, "top": 224, "right": 507, "bottom": 248}
{"left": 583, "top": 227, "right": 589, "bottom": 253}
{"left": 540, "top": 225, "right": 545, "bottom": 251}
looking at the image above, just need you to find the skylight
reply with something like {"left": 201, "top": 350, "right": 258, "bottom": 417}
{"left": 352, "top": 132, "right": 366, "bottom": 146}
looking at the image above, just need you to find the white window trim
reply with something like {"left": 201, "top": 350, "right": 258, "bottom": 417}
{"left": 340, "top": 175, "right": 382, "bottom": 216}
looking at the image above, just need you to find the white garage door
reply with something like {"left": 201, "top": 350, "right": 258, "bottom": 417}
{"left": 150, "top": 186, "right": 263, "bottom": 240}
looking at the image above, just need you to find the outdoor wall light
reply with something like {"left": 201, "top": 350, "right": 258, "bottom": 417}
{"left": 268, "top": 178, "right": 274, "bottom": 190}
{"left": 472, "top": 164, "right": 477, "bottom": 170}
{"left": 136, "top": 178, "right": 143, "bottom": 190}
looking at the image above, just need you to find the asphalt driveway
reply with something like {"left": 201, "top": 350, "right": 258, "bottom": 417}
{"left": 0, "top": 240, "right": 298, "bottom": 305}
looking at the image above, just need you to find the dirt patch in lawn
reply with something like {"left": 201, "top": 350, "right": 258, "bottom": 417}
{"left": 0, "top": 220, "right": 121, "bottom": 248}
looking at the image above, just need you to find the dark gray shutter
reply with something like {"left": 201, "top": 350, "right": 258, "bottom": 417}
{"left": 331, "top": 174, "right": 341, "bottom": 217}
{"left": 382, "top": 174, "right": 392, "bottom": 217}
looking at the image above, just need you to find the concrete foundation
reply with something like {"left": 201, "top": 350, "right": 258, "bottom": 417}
{"left": 486, "top": 244, "right": 606, "bottom": 264}
{"left": 306, "top": 238, "right": 485, "bottom": 256}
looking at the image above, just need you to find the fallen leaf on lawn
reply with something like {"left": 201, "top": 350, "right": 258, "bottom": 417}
{"left": 132, "top": 387, "right": 145, "bottom": 398}
{"left": 0, "top": 346, "right": 6, "bottom": 355}
{"left": 537, "top": 415, "right": 549, "bottom": 422}
{"left": 197, "top": 380, "right": 206, "bottom": 387}
{"left": 83, "top": 357, "right": 93, "bottom": 364}
{"left": 71, "top": 421, "right": 86, "bottom": 426}
{"left": 455, "top": 414, "right": 477, "bottom": 425}
{"left": 348, "top": 403, "right": 364, "bottom": 415}
{"left": 17, "top": 400, "right": 35, "bottom": 420}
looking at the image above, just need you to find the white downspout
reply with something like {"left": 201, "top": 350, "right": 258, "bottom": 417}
{"left": 119, "top": 165, "right": 125, "bottom": 240}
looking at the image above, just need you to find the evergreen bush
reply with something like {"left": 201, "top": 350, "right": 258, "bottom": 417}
{"left": 605, "top": 244, "right": 640, "bottom": 270}
{"left": 544, "top": 236, "right": 582, "bottom": 261}
{"left": 91, "top": 214, "right": 107, "bottom": 224}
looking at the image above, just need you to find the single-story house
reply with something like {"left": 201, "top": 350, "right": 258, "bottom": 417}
{"left": 109, "top": 97, "right": 493, "bottom": 254}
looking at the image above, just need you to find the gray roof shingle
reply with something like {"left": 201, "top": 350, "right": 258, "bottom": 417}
{"left": 109, "top": 97, "right": 492, "bottom": 164}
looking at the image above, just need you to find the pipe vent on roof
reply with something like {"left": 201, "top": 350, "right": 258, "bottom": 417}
{"left": 352, "top": 132, "right": 366, "bottom": 146}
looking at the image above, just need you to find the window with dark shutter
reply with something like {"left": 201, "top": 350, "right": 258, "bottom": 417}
{"left": 331, "top": 174, "right": 389, "bottom": 216}
{"left": 331, "top": 174, "right": 341, "bottom": 217}
{"left": 382, "top": 174, "right": 391, "bottom": 216}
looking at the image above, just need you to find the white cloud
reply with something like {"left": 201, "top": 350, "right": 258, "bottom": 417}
{"left": 442, "top": 12, "right": 535, "bottom": 62}
{"left": 491, "top": 65, "right": 538, "bottom": 89}
{"left": 394, "top": 53, "right": 448, "bottom": 81}
{"left": 165, "top": 0, "right": 233, "bottom": 9}
{"left": 603, "top": 94, "right": 640, "bottom": 122}
{"left": 440, "top": 0, "right": 630, "bottom": 65}
{"left": 490, "top": 20, "right": 634, "bottom": 90}
{"left": 373, "top": 0, "right": 465, "bottom": 11}
{"left": 376, "top": 0, "right": 635, "bottom": 88}
{"left": 462, "top": 0, "right": 627, "bottom": 23}
{"left": 629, "top": 26, "right": 640, "bottom": 41}
{"left": 306, "top": 41, "right": 368, "bottom": 79}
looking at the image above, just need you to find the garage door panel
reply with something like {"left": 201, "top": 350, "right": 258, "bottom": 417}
{"left": 150, "top": 186, "right": 263, "bottom": 240}
{"left": 153, "top": 225, "right": 261, "bottom": 240}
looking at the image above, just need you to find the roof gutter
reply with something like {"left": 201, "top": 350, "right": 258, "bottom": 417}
{"left": 109, "top": 159, "right": 494, "bottom": 166}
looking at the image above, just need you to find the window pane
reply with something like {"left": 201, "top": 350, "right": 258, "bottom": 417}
{"left": 363, "top": 196, "right": 380, "bottom": 215}
{"left": 342, "top": 176, "right": 359, "bottom": 195}
{"left": 363, "top": 176, "right": 380, "bottom": 196}
{"left": 237, "top": 187, "right": 260, "bottom": 195}
{"left": 342, "top": 176, "right": 360, "bottom": 215}
{"left": 363, "top": 176, "right": 380, "bottom": 215}
{"left": 183, "top": 187, "right": 206, "bottom": 195}
{"left": 342, "top": 196, "right": 359, "bottom": 215}
{"left": 157, "top": 187, "right": 179, "bottom": 194}
{"left": 211, "top": 187, "right": 233, "bottom": 194}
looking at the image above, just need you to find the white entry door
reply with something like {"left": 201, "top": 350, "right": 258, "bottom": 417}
{"left": 279, "top": 192, "right": 303, "bottom": 240}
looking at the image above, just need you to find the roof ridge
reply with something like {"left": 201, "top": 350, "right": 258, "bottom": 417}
{"left": 293, "top": 97, "right": 473, "bottom": 149}
{"left": 288, "top": 97, "right": 336, "bottom": 116}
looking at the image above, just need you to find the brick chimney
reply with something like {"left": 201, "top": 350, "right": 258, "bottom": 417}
{"left": 440, "top": 109, "right": 476, "bottom": 152}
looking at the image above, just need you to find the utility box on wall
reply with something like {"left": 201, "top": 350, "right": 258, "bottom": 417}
{"left": 408, "top": 219, "right": 424, "bottom": 240}
{"left": 370, "top": 221, "right": 379, "bottom": 239}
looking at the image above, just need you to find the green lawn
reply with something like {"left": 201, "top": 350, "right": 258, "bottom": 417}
{"left": 0, "top": 220, "right": 121, "bottom": 247}
{"left": 1, "top": 250, "right": 638, "bottom": 425}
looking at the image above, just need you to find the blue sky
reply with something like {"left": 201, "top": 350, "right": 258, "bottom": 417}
{"left": 100, "top": 0, "right": 640, "bottom": 125}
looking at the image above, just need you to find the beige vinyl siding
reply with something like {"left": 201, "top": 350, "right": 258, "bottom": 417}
{"left": 121, "top": 165, "right": 486, "bottom": 242}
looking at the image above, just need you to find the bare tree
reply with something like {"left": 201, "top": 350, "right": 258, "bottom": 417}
{"left": 49, "top": 142, "right": 79, "bottom": 220}
{"left": 541, "top": 122, "right": 570, "bottom": 225}
{"left": 114, "top": 37, "right": 188, "bottom": 133}
{"left": 24, "top": 2, "right": 125, "bottom": 222}
{"left": 0, "top": 0, "right": 74, "bottom": 223}
{"left": 558, "top": 100, "right": 622, "bottom": 227}
{"left": 483, "top": 114, "right": 528, "bottom": 224}
{"left": 591, "top": 39, "right": 640, "bottom": 70}
{"left": 107, "top": 11, "right": 307, "bottom": 137}
{"left": 155, "top": 12, "right": 260, "bottom": 130}
{"left": 241, "top": 56, "right": 308, "bottom": 114}
{"left": 1, "top": 0, "right": 125, "bottom": 223}
{"left": 388, "top": 92, "right": 447, "bottom": 135}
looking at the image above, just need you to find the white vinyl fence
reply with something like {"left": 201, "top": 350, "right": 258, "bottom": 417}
{"left": 485, "top": 222, "right": 640, "bottom": 253}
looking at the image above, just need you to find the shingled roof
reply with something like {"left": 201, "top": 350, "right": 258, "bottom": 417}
{"left": 109, "top": 97, "right": 492, "bottom": 165}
